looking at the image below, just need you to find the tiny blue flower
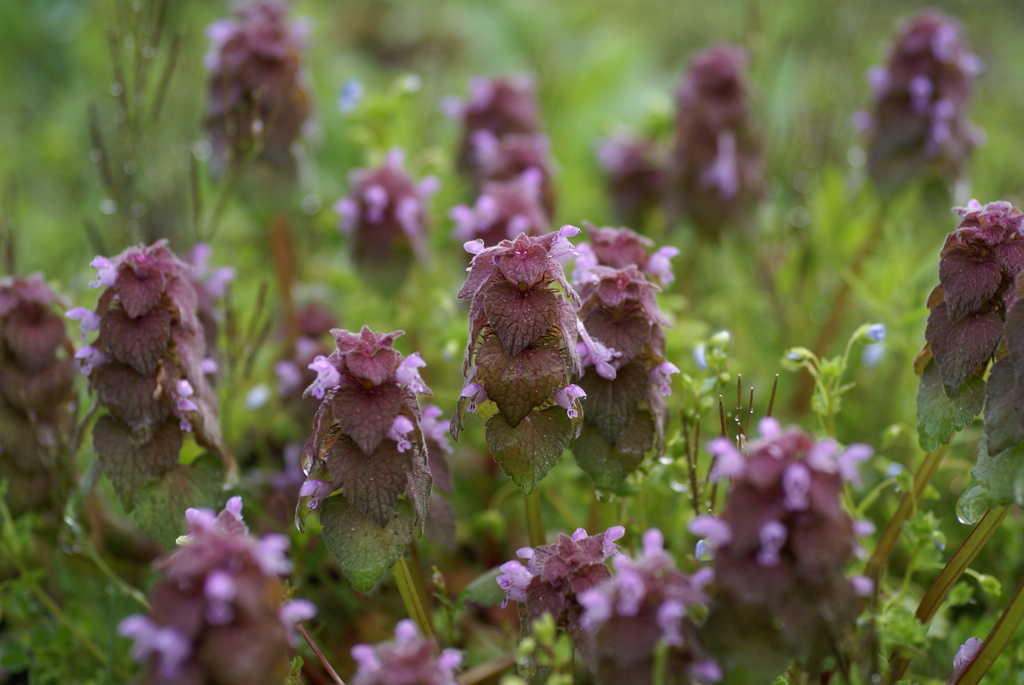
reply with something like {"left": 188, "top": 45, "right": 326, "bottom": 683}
{"left": 693, "top": 343, "right": 707, "bottom": 371}
{"left": 862, "top": 341, "right": 885, "bottom": 368}
{"left": 866, "top": 323, "right": 886, "bottom": 343}
{"left": 338, "top": 80, "right": 363, "bottom": 112}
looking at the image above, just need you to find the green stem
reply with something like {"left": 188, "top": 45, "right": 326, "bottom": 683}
{"left": 953, "top": 573, "right": 1024, "bottom": 685}
{"left": 525, "top": 489, "right": 545, "bottom": 548}
{"left": 887, "top": 506, "right": 1010, "bottom": 683}
{"left": 864, "top": 445, "right": 948, "bottom": 585}
{"left": 392, "top": 555, "right": 436, "bottom": 646}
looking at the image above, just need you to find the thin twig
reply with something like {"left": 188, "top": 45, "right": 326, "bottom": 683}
{"left": 296, "top": 621, "right": 344, "bottom": 685}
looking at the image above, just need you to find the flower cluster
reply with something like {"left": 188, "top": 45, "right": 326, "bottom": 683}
{"left": 453, "top": 227, "right": 582, "bottom": 491}
{"left": 449, "top": 169, "right": 549, "bottom": 248}
{"left": 0, "top": 274, "right": 75, "bottom": 514}
{"left": 596, "top": 133, "right": 668, "bottom": 227}
{"left": 569, "top": 227, "right": 679, "bottom": 490}
{"left": 204, "top": 0, "right": 311, "bottom": 177}
{"left": 350, "top": 619, "right": 461, "bottom": 685}
{"left": 118, "top": 497, "right": 314, "bottom": 685}
{"left": 71, "top": 241, "right": 227, "bottom": 513}
{"left": 670, "top": 44, "right": 762, "bottom": 238}
{"left": 573, "top": 225, "right": 681, "bottom": 288}
{"left": 690, "top": 419, "right": 872, "bottom": 673}
{"left": 447, "top": 75, "right": 543, "bottom": 177}
{"left": 335, "top": 148, "right": 439, "bottom": 293}
{"left": 448, "top": 75, "right": 557, "bottom": 243}
{"left": 298, "top": 326, "right": 433, "bottom": 586}
{"left": 497, "top": 526, "right": 624, "bottom": 629}
{"left": 858, "top": 11, "right": 981, "bottom": 195}
{"left": 576, "top": 529, "right": 719, "bottom": 685}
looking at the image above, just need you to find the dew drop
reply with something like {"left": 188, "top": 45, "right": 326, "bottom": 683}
{"left": 100, "top": 199, "right": 117, "bottom": 215}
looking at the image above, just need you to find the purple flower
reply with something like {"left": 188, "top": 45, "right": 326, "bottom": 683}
{"left": 350, "top": 619, "right": 461, "bottom": 685}
{"left": 396, "top": 352, "right": 429, "bottom": 395}
{"left": 120, "top": 497, "right": 313, "bottom": 683}
{"left": 577, "top": 320, "right": 619, "bottom": 380}
{"left": 649, "top": 361, "right": 680, "bottom": 396}
{"left": 65, "top": 306, "right": 100, "bottom": 341}
{"left": 449, "top": 170, "right": 549, "bottom": 248}
{"left": 947, "top": 637, "right": 983, "bottom": 684}
{"left": 460, "top": 382, "right": 488, "bottom": 413}
{"left": 299, "top": 478, "right": 333, "bottom": 510}
{"left": 306, "top": 355, "right": 341, "bottom": 399}
{"left": 551, "top": 384, "right": 586, "bottom": 418}
{"left": 388, "top": 415, "right": 415, "bottom": 452}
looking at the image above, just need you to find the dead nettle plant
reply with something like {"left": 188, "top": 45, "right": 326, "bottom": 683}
{"left": 856, "top": 10, "right": 981, "bottom": 198}
{"left": 334, "top": 148, "right": 440, "bottom": 295}
{"left": 0, "top": 275, "right": 77, "bottom": 515}
{"left": 449, "top": 169, "right": 550, "bottom": 249}
{"left": 452, "top": 226, "right": 582, "bottom": 545}
{"left": 69, "top": 241, "right": 231, "bottom": 544}
{"left": 669, "top": 44, "right": 762, "bottom": 239}
{"left": 296, "top": 325, "right": 439, "bottom": 642}
{"left": 569, "top": 226, "right": 680, "bottom": 492}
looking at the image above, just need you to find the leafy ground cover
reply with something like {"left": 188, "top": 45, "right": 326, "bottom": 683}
{"left": 4, "top": 0, "right": 1024, "bottom": 683}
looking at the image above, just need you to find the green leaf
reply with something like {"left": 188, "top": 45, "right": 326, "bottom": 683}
{"left": 916, "top": 360, "right": 984, "bottom": 451}
{"left": 460, "top": 566, "right": 506, "bottom": 607}
{"left": 319, "top": 495, "right": 415, "bottom": 592}
{"left": 576, "top": 361, "right": 649, "bottom": 443}
{"left": 130, "top": 453, "right": 224, "bottom": 545}
{"left": 571, "top": 411, "right": 654, "bottom": 492}
{"left": 485, "top": 408, "right": 571, "bottom": 493}
{"left": 983, "top": 356, "right": 1024, "bottom": 454}
{"left": 957, "top": 435, "right": 1024, "bottom": 524}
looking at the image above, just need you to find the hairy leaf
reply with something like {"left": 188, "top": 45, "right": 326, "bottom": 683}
{"left": 3, "top": 307, "right": 66, "bottom": 372}
{"left": 571, "top": 411, "right": 654, "bottom": 491}
{"left": 326, "top": 437, "right": 414, "bottom": 527}
{"left": 938, "top": 248, "right": 1002, "bottom": 323}
{"left": 130, "top": 453, "right": 223, "bottom": 545}
{"left": 984, "top": 356, "right": 1024, "bottom": 454}
{"left": 1004, "top": 295, "right": 1024, "bottom": 386}
{"left": 344, "top": 348, "right": 401, "bottom": 387}
{"left": 319, "top": 496, "right": 415, "bottom": 592}
{"left": 483, "top": 281, "right": 560, "bottom": 357}
{"left": 0, "top": 357, "right": 75, "bottom": 418}
{"left": 329, "top": 383, "right": 406, "bottom": 454}
{"left": 115, "top": 266, "right": 166, "bottom": 319}
{"left": 498, "top": 242, "right": 548, "bottom": 285}
{"left": 475, "top": 338, "right": 564, "bottom": 427}
{"left": 100, "top": 305, "right": 171, "bottom": 376}
{"left": 91, "top": 362, "right": 168, "bottom": 429}
{"left": 925, "top": 303, "right": 1002, "bottom": 395}
{"left": 94, "top": 416, "right": 182, "bottom": 509}
{"left": 958, "top": 434, "right": 1024, "bottom": 525}
{"left": 583, "top": 307, "right": 651, "bottom": 362}
{"left": 485, "top": 407, "right": 571, "bottom": 493}
{"left": 577, "top": 361, "right": 650, "bottom": 443}
{"left": 916, "top": 360, "right": 984, "bottom": 451}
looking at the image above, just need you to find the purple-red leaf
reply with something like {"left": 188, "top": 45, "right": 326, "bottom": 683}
{"left": 475, "top": 337, "right": 565, "bottom": 427}
{"left": 325, "top": 436, "right": 416, "bottom": 527}
{"left": 115, "top": 265, "right": 167, "bottom": 319}
{"left": 938, "top": 247, "right": 1002, "bottom": 323}
{"left": 3, "top": 306, "right": 67, "bottom": 372}
{"left": 344, "top": 348, "right": 401, "bottom": 387}
{"left": 94, "top": 416, "right": 182, "bottom": 509}
{"left": 100, "top": 305, "right": 171, "bottom": 376}
{"left": 498, "top": 240, "right": 549, "bottom": 285}
{"left": 91, "top": 362, "right": 169, "bottom": 429}
{"left": 582, "top": 307, "right": 652, "bottom": 363}
{"left": 1005, "top": 295, "right": 1024, "bottom": 386}
{"left": 925, "top": 302, "right": 1002, "bottom": 395}
{"left": 483, "top": 280, "right": 560, "bottom": 357}
{"left": 329, "top": 383, "right": 406, "bottom": 454}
